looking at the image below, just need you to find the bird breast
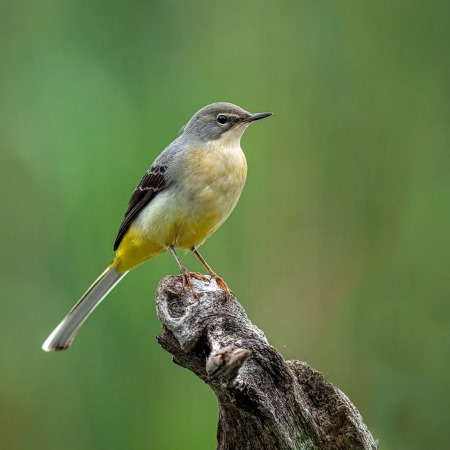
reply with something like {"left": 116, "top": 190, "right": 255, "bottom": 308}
{"left": 182, "top": 145, "right": 247, "bottom": 216}
{"left": 168, "top": 144, "right": 247, "bottom": 247}
{"left": 131, "top": 144, "right": 247, "bottom": 251}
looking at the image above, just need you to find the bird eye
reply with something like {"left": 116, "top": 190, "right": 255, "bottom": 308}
{"left": 217, "top": 114, "right": 228, "bottom": 124}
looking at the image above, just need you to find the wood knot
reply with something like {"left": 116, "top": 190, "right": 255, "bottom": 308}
{"left": 206, "top": 346, "right": 251, "bottom": 380}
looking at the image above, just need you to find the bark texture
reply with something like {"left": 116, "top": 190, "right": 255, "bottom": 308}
{"left": 156, "top": 275, "right": 378, "bottom": 450}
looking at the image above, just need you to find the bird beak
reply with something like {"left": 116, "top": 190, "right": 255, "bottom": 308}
{"left": 248, "top": 112, "right": 272, "bottom": 122}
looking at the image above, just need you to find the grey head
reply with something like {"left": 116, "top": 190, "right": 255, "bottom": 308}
{"left": 181, "top": 102, "right": 272, "bottom": 145}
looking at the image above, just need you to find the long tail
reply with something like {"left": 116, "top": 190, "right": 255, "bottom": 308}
{"left": 42, "top": 264, "right": 128, "bottom": 352}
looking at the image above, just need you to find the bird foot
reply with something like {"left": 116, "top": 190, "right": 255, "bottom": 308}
{"left": 179, "top": 269, "right": 203, "bottom": 300}
{"left": 188, "top": 272, "right": 209, "bottom": 282}
{"left": 209, "top": 274, "right": 233, "bottom": 300}
{"left": 179, "top": 268, "right": 232, "bottom": 300}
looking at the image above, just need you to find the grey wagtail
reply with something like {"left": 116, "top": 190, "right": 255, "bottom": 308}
{"left": 42, "top": 102, "right": 271, "bottom": 352}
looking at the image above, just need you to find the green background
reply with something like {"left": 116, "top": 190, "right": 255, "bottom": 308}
{"left": 1, "top": 1, "right": 449, "bottom": 449}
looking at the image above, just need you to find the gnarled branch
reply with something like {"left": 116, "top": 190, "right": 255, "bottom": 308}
{"left": 156, "top": 275, "right": 378, "bottom": 450}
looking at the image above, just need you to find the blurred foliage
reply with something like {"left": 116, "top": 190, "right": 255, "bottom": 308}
{"left": 1, "top": 0, "right": 449, "bottom": 449}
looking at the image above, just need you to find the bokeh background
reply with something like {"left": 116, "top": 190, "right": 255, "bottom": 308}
{"left": 1, "top": 1, "right": 449, "bottom": 449}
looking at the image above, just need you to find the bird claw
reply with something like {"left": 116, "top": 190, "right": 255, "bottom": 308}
{"left": 180, "top": 268, "right": 199, "bottom": 300}
{"left": 210, "top": 274, "right": 233, "bottom": 300}
{"left": 179, "top": 269, "right": 232, "bottom": 300}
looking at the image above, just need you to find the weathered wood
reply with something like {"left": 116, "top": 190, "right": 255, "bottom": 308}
{"left": 156, "top": 275, "right": 378, "bottom": 450}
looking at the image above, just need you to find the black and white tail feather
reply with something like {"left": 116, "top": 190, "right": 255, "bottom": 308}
{"left": 42, "top": 264, "right": 128, "bottom": 352}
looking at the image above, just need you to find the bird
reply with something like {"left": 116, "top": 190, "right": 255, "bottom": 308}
{"left": 42, "top": 102, "right": 272, "bottom": 352}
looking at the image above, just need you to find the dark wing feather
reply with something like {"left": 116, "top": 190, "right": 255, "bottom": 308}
{"left": 113, "top": 165, "right": 167, "bottom": 251}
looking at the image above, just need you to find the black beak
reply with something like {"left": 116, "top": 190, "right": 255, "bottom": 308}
{"left": 249, "top": 112, "right": 272, "bottom": 122}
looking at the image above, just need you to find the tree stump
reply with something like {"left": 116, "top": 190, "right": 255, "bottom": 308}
{"left": 156, "top": 275, "right": 378, "bottom": 450}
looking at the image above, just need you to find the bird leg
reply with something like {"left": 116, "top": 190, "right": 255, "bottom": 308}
{"left": 168, "top": 246, "right": 202, "bottom": 299}
{"left": 191, "top": 248, "right": 232, "bottom": 298}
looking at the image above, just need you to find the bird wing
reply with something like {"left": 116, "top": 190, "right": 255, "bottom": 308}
{"left": 113, "top": 165, "right": 167, "bottom": 251}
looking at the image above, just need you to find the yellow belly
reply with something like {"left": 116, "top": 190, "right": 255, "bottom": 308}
{"left": 114, "top": 227, "right": 165, "bottom": 273}
{"left": 114, "top": 144, "right": 247, "bottom": 273}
